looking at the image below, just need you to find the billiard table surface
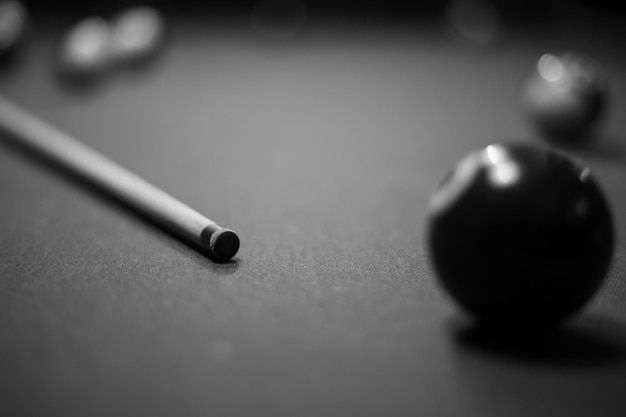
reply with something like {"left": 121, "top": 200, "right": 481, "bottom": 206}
{"left": 1, "top": 12, "right": 626, "bottom": 417}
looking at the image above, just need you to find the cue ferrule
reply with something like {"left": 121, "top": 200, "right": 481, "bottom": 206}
{"left": 0, "top": 95, "right": 239, "bottom": 262}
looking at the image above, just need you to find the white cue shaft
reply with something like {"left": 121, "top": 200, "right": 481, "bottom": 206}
{"left": 0, "top": 96, "right": 239, "bottom": 261}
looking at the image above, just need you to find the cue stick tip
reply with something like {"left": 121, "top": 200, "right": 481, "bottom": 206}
{"left": 204, "top": 227, "right": 240, "bottom": 262}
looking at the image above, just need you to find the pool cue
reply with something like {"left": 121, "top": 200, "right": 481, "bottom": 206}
{"left": 0, "top": 96, "right": 239, "bottom": 262}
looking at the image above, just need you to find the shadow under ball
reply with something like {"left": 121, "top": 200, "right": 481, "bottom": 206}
{"left": 425, "top": 143, "right": 614, "bottom": 327}
{"left": 520, "top": 52, "right": 607, "bottom": 143}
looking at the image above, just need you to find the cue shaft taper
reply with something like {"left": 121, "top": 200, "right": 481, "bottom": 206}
{"left": 0, "top": 96, "right": 239, "bottom": 261}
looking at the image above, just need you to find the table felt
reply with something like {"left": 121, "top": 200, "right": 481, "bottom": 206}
{"left": 1, "top": 15, "right": 626, "bottom": 417}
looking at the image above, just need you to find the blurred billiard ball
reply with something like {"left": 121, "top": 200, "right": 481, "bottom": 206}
{"left": 426, "top": 143, "right": 613, "bottom": 327}
{"left": 0, "top": 1, "right": 29, "bottom": 63}
{"left": 521, "top": 52, "right": 607, "bottom": 143}
{"left": 110, "top": 6, "right": 166, "bottom": 67}
{"left": 446, "top": 0, "right": 502, "bottom": 47}
{"left": 56, "top": 17, "right": 114, "bottom": 85}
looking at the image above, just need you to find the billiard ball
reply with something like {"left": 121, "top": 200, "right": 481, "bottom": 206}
{"left": 110, "top": 6, "right": 166, "bottom": 67}
{"left": 0, "top": 1, "right": 30, "bottom": 63}
{"left": 520, "top": 52, "right": 607, "bottom": 143}
{"left": 425, "top": 143, "right": 613, "bottom": 327}
{"left": 56, "top": 17, "right": 114, "bottom": 85}
{"left": 446, "top": 0, "right": 502, "bottom": 47}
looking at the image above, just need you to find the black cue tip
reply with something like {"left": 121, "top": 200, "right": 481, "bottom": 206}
{"left": 203, "top": 228, "right": 240, "bottom": 262}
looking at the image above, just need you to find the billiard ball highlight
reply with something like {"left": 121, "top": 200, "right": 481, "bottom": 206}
{"left": 520, "top": 52, "right": 607, "bottom": 143}
{"left": 426, "top": 143, "right": 613, "bottom": 326}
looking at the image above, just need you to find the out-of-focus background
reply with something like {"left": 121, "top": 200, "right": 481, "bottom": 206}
{"left": 12, "top": 1, "right": 626, "bottom": 60}
{"left": 17, "top": 0, "right": 626, "bottom": 23}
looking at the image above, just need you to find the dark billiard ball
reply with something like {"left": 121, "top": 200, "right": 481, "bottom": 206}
{"left": 0, "top": 1, "right": 30, "bottom": 63}
{"left": 520, "top": 52, "right": 607, "bottom": 143}
{"left": 110, "top": 6, "right": 166, "bottom": 67}
{"left": 446, "top": 0, "right": 502, "bottom": 47}
{"left": 56, "top": 17, "right": 114, "bottom": 85}
{"left": 425, "top": 143, "right": 613, "bottom": 327}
